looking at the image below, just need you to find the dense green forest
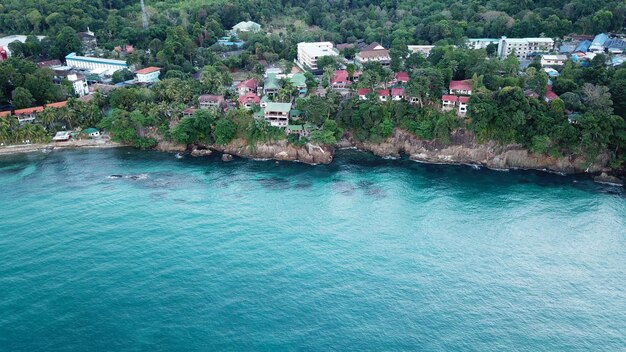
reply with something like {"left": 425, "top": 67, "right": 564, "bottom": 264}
{"left": 2, "top": 0, "right": 625, "bottom": 48}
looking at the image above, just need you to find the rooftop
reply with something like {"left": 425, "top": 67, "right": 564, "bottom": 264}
{"left": 135, "top": 66, "right": 161, "bottom": 75}
{"left": 264, "top": 102, "right": 292, "bottom": 113}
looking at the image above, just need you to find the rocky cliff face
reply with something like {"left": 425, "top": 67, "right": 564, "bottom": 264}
{"left": 351, "top": 129, "right": 609, "bottom": 174}
{"left": 153, "top": 128, "right": 612, "bottom": 175}
{"left": 211, "top": 138, "right": 334, "bottom": 164}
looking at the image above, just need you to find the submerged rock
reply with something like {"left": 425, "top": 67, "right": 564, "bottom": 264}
{"left": 594, "top": 172, "right": 624, "bottom": 186}
{"left": 221, "top": 153, "right": 233, "bottom": 162}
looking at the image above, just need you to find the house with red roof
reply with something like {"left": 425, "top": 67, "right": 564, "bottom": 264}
{"left": 237, "top": 93, "right": 261, "bottom": 109}
{"left": 391, "top": 88, "right": 405, "bottom": 101}
{"left": 458, "top": 96, "right": 470, "bottom": 114}
{"left": 330, "top": 70, "right": 350, "bottom": 89}
{"left": 544, "top": 85, "right": 559, "bottom": 102}
{"left": 135, "top": 66, "right": 161, "bottom": 83}
{"left": 358, "top": 88, "right": 370, "bottom": 100}
{"left": 449, "top": 80, "right": 473, "bottom": 95}
{"left": 236, "top": 78, "right": 258, "bottom": 96}
{"left": 182, "top": 107, "right": 197, "bottom": 117}
{"left": 393, "top": 71, "right": 409, "bottom": 85}
{"left": 378, "top": 89, "right": 390, "bottom": 102}
{"left": 441, "top": 95, "right": 459, "bottom": 112}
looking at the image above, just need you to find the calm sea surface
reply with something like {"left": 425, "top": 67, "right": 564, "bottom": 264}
{"left": 0, "top": 148, "right": 624, "bottom": 351}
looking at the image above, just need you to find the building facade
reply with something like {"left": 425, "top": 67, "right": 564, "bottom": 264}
{"left": 497, "top": 37, "right": 554, "bottom": 59}
{"left": 65, "top": 53, "right": 128, "bottom": 74}
{"left": 296, "top": 42, "right": 338, "bottom": 73}
{"left": 263, "top": 102, "right": 292, "bottom": 128}
{"left": 135, "top": 67, "right": 161, "bottom": 83}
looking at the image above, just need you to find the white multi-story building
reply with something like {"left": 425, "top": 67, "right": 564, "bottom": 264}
{"left": 497, "top": 37, "right": 554, "bottom": 59}
{"left": 296, "top": 42, "right": 338, "bottom": 73}
{"left": 264, "top": 102, "right": 292, "bottom": 128}
{"left": 540, "top": 54, "right": 568, "bottom": 67}
{"left": 65, "top": 52, "right": 128, "bottom": 74}
{"left": 467, "top": 38, "right": 499, "bottom": 50}
{"left": 67, "top": 74, "right": 89, "bottom": 97}
{"left": 135, "top": 66, "right": 161, "bottom": 83}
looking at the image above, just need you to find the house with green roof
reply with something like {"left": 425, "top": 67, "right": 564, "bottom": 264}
{"left": 264, "top": 102, "right": 292, "bottom": 128}
{"left": 83, "top": 128, "right": 100, "bottom": 137}
{"left": 263, "top": 73, "right": 281, "bottom": 97}
{"left": 232, "top": 21, "right": 262, "bottom": 33}
{"left": 289, "top": 73, "right": 307, "bottom": 95}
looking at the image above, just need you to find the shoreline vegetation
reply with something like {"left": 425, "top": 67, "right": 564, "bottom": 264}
{"left": 2, "top": 128, "right": 624, "bottom": 186}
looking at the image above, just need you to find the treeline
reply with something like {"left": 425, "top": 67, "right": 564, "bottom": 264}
{"left": 2, "top": 0, "right": 625, "bottom": 58}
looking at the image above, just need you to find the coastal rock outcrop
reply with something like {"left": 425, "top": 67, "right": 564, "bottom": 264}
{"left": 190, "top": 146, "right": 212, "bottom": 157}
{"left": 221, "top": 153, "right": 233, "bottom": 162}
{"left": 351, "top": 128, "right": 609, "bottom": 174}
{"left": 212, "top": 139, "right": 333, "bottom": 164}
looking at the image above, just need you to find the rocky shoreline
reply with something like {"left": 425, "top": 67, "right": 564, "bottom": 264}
{"left": 2, "top": 129, "right": 623, "bottom": 186}
{"left": 177, "top": 128, "right": 623, "bottom": 186}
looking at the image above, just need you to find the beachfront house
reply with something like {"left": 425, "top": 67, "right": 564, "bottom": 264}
{"left": 264, "top": 102, "right": 292, "bottom": 128}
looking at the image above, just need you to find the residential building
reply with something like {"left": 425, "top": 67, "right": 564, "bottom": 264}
{"left": 263, "top": 73, "right": 281, "bottom": 97}
{"left": 65, "top": 52, "right": 128, "bottom": 74}
{"left": 356, "top": 42, "right": 390, "bottom": 66}
{"left": 67, "top": 74, "right": 89, "bottom": 97}
{"left": 83, "top": 128, "right": 100, "bottom": 137}
{"left": 135, "top": 66, "right": 161, "bottom": 83}
{"left": 544, "top": 85, "right": 559, "bottom": 102}
{"left": 182, "top": 107, "right": 197, "bottom": 117}
{"left": 458, "top": 96, "right": 469, "bottom": 115}
{"left": 264, "top": 102, "right": 292, "bottom": 128}
{"left": 198, "top": 95, "right": 224, "bottom": 109}
{"left": 391, "top": 88, "right": 405, "bottom": 101}
{"left": 52, "top": 131, "right": 72, "bottom": 142}
{"left": 236, "top": 78, "right": 258, "bottom": 96}
{"left": 441, "top": 95, "right": 458, "bottom": 111}
{"left": 467, "top": 38, "right": 499, "bottom": 50}
{"left": 497, "top": 37, "right": 554, "bottom": 59}
{"left": 589, "top": 33, "right": 609, "bottom": 52}
{"left": 540, "top": 54, "right": 568, "bottom": 67}
{"left": 407, "top": 45, "right": 435, "bottom": 57}
{"left": 331, "top": 70, "right": 350, "bottom": 88}
{"left": 358, "top": 88, "right": 370, "bottom": 100}
{"left": 13, "top": 101, "right": 67, "bottom": 124}
{"left": 232, "top": 21, "right": 262, "bottom": 33}
{"left": 296, "top": 42, "right": 338, "bottom": 73}
{"left": 289, "top": 73, "right": 308, "bottom": 95}
{"left": 0, "top": 35, "right": 46, "bottom": 56}
{"left": 77, "top": 28, "right": 97, "bottom": 55}
{"left": 575, "top": 40, "right": 592, "bottom": 53}
{"left": 377, "top": 89, "right": 389, "bottom": 102}
{"left": 393, "top": 71, "right": 409, "bottom": 85}
{"left": 604, "top": 39, "right": 626, "bottom": 54}
{"left": 237, "top": 93, "right": 261, "bottom": 109}
{"left": 449, "top": 80, "right": 473, "bottom": 95}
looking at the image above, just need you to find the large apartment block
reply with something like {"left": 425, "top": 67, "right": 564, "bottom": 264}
{"left": 296, "top": 42, "right": 338, "bottom": 73}
{"left": 497, "top": 37, "right": 554, "bottom": 59}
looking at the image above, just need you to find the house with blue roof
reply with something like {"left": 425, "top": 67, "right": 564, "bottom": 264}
{"left": 590, "top": 33, "right": 609, "bottom": 52}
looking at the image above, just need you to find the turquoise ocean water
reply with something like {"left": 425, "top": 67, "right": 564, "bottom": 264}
{"left": 0, "top": 148, "right": 624, "bottom": 351}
